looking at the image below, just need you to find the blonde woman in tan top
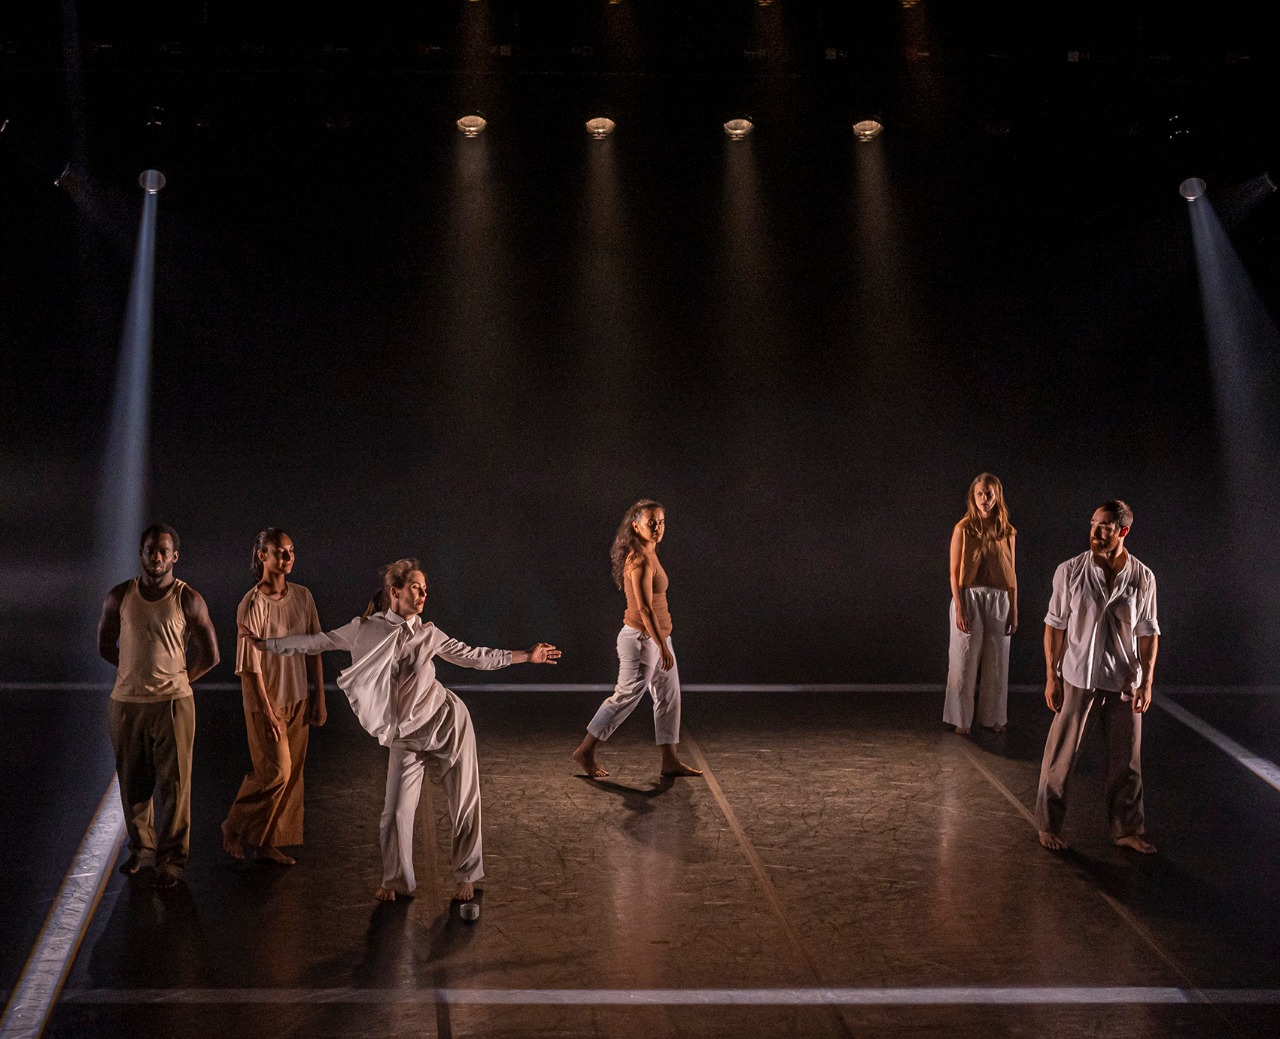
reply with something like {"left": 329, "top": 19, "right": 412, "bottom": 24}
{"left": 945, "top": 474, "right": 1018, "bottom": 734}
{"left": 573, "top": 500, "right": 702, "bottom": 780}
{"left": 221, "top": 528, "right": 327, "bottom": 865}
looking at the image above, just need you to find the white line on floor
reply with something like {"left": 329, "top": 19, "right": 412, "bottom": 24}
{"left": 1158, "top": 698, "right": 1280, "bottom": 792}
{"left": 0, "top": 780, "right": 124, "bottom": 1039}
{"left": 53, "top": 985, "right": 1280, "bottom": 1006}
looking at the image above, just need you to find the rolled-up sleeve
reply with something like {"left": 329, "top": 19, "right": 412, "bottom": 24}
{"left": 1044, "top": 561, "right": 1071, "bottom": 630}
{"left": 269, "top": 617, "right": 361, "bottom": 656}
{"left": 1134, "top": 570, "right": 1160, "bottom": 638}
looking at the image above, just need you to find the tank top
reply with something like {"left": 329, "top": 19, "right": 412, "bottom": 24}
{"left": 623, "top": 555, "right": 673, "bottom": 639}
{"left": 110, "top": 578, "right": 195, "bottom": 703}
{"left": 956, "top": 520, "right": 1017, "bottom": 591}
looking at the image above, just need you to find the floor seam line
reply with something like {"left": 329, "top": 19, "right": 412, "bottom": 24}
{"left": 683, "top": 732, "right": 854, "bottom": 1039}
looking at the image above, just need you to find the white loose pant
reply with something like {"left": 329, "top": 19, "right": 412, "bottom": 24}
{"left": 586, "top": 627, "right": 681, "bottom": 745}
{"left": 943, "top": 587, "right": 1010, "bottom": 730}
{"left": 380, "top": 689, "right": 483, "bottom": 891}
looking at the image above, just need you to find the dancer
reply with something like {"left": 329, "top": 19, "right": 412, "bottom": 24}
{"left": 573, "top": 499, "right": 702, "bottom": 780}
{"left": 97, "top": 524, "right": 220, "bottom": 889}
{"left": 1035, "top": 500, "right": 1160, "bottom": 854}
{"left": 944, "top": 473, "right": 1018, "bottom": 735}
{"left": 221, "top": 528, "right": 327, "bottom": 866}
{"left": 244, "top": 558, "right": 559, "bottom": 903}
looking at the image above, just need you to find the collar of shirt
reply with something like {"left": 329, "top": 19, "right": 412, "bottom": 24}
{"left": 1086, "top": 552, "right": 1133, "bottom": 599}
{"left": 382, "top": 610, "right": 418, "bottom": 633}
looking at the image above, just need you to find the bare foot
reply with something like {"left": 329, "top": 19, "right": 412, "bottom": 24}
{"left": 1039, "top": 831, "right": 1069, "bottom": 851}
{"left": 454, "top": 881, "right": 474, "bottom": 901}
{"left": 954, "top": 726, "right": 970, "bottom": 735}
{"left": 221, "top": 820, "right": 245, "bottom": 860}
{"left": 993, "top": 723, "right": 1007, "bottom": 733}
{"left": 119, "top": 853, "right": 144, "bottom": 876}
{"left": 660, "top": 759, "right": 703, "bottom": 777}
{"left": 257, "top": 846, "right": 296, "bottom": 866}
{"left": 154, "top": 870, "right": 180, "bottom": 890}
{"left": 573, "top": 747, "right": 608, "bottom": 779}
{"left": 1114, "top": 834, "right": 1157, "bottom": 855}
{"left": 374, "top": 886, "right": 396, "bottom": 902}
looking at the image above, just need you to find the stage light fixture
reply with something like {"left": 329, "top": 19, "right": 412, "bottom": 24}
{"left": 53, "top": 162, "right": 73, "bottom": 188}
{"left": 724, "top": 117, "right": 754, "bottom": 139}
{"left": 139, "top": 169, "right": 166, "bottom": 194}
{"left": 1179, "top": 177, "right": 1207, "bottom": 201}
{"left": 456, "top": 113, "right": 488, "bottom": 137}
{"left": 586, "top": 116, "right": 616, "bottom": 139}
{"left": 0, "top": 118, "right": 9, "bottom": 135}
{"left": 853, "top": 119, "right": 884, "bottom": 141}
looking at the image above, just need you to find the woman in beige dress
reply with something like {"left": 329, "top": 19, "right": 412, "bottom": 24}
{"left": 221, "top": 528, "right": 327, "bottom": 864}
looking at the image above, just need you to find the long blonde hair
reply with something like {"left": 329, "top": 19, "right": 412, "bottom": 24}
{"left": 962, "top": 473, "right": 1015, "bottom": 541}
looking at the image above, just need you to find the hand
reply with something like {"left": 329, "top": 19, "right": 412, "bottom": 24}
{"left": 954, "top": 605, "right": 970, "bottom": 635}
{"left": 309, "top": 691, "right": 328, "bottom": 727}
{"left": 1132, "top": 684, "right": 1153, "bottom": 714}
{"left": 262, "top": 706, "right": 283, "bottom": 743}
{"left": 659, "top": 641, "right": 674, "bottom": 672}
{"left": 1006, "top": 612, "right": 1018, "bottom": 636}
{"left": 238, "top": 626, "right": 267, "bottom": 653}
{"left": 1044, "top": 675, "right": 1064, "bottom": 712}
{"left": 528, "top": 642, "right": 561, "bottom": 665}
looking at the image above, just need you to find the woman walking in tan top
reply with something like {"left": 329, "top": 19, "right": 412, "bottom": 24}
{"left": 221, "top": 528, "right": 327, "bottom": 864}
{"left": 574, "top": 500, "right": 701, "bottom": 779}
{"left": 945, "top": 474, "right": 1018, "bottom": 734}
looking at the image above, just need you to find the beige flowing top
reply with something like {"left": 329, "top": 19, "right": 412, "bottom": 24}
{"left": 111, "top": 579, "right": 194, "bottom": 703}
{"left": 236, "top": 583, "right": 322, "bottom": 712}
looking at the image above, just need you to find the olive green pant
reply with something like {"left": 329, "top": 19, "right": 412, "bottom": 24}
{"left": 109, "top": 696, "right": 196, "bottom": 876}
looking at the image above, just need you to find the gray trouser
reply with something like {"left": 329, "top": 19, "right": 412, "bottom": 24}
{"left": 1034, "top": 682, "right": 1145, "bottom": 838}
{"left": 943, "top": 587, "right": 1010, "bottom": 730}
{"left": 586, "top": 627, "right": 681, "bottom": 745}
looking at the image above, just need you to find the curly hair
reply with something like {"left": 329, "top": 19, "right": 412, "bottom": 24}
{"left": 609, "top": 500, "right": 664, "bottom": 590}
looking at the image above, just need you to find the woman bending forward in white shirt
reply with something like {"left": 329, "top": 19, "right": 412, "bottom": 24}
{"left": 245, "top": 558, "right": 560, "bottom": 904}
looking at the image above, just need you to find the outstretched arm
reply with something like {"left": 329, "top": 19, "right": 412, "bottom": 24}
{"left": 509, "top": 643, "right": 561, "bottom": 665}
{"left": 241, "top": 618, "right": 361, "bottom": 656}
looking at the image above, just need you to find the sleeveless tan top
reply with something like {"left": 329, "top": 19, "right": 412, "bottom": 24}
{"left": 110, "top": 579, "right": 195, "bottom": 703}
{"left": 623, "top": 555, "right": 673, "bottom": 639}
{"left": 955, "top": 520, "right": 1017, "bottom": 591}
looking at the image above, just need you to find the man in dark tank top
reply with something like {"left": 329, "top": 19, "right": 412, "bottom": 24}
{"left": 97, "top": 523, "right": 220, "bottom": 889}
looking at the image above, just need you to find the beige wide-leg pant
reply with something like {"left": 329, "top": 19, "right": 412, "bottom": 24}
{"left": 225, "top": 698, "right": 309, "bottom": 848}
{"left": 109, "top": 696, "right": 196, "bottom": 876}
{"left": 1034, "top": 682, "right": 1145, "bottom": 839}
{"left": 586, "top": 627, "right": 681, "bottom": 745}
{"left": 380, "top": 690, "right": 483, "bottom": 892}
{"left": 943, "top": 587, "right": 1010, "bottom": 730}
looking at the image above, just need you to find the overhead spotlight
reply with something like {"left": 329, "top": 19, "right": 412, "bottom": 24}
{"left": 139, "top": 169, "right": 166, "bottom": 194}
{"left": 0, "top": 118, "right": 9, "bottom": 135}
{"left": 1179, "top": 177, "right": 1207, "bottom": 201}
{"left": 585, "top": 116, "right": 616, "bottom": 139}
{"left": 456, "top": 113, "right": 487, "bottom": 137}
{"left": 1264, "top": 172, "right": 1276, "bottom": 193}
{"left": 723, "top": 117, "right": 754, "bottom": 140}
{"left": 53, "top": 161, "right": 73, "bottom": 188}
{"left": 853, "top": 119, "right": 884, "bottom": 141}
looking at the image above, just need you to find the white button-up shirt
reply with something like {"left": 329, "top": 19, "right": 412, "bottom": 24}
{"left": 1045, "top": 550, "right": 1160, "bottom": 694}
{"left": 268, "top": 610, "right": 511, "bottom": 746}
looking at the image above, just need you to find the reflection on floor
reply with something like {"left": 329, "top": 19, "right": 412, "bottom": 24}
{"left": 10, "top": 687, "right": 1280, "bottom": 1037}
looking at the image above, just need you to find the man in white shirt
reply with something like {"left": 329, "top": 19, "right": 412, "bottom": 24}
{"left": 246, "top": 558, "right": 560, "bottom": 903}
{"left": 1035, "top": 500, "right": 1160, "bottom": 854}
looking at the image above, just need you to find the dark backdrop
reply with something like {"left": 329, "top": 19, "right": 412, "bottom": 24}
{"left": 3, "top": 1, "right": 1279, "bottom": 686}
